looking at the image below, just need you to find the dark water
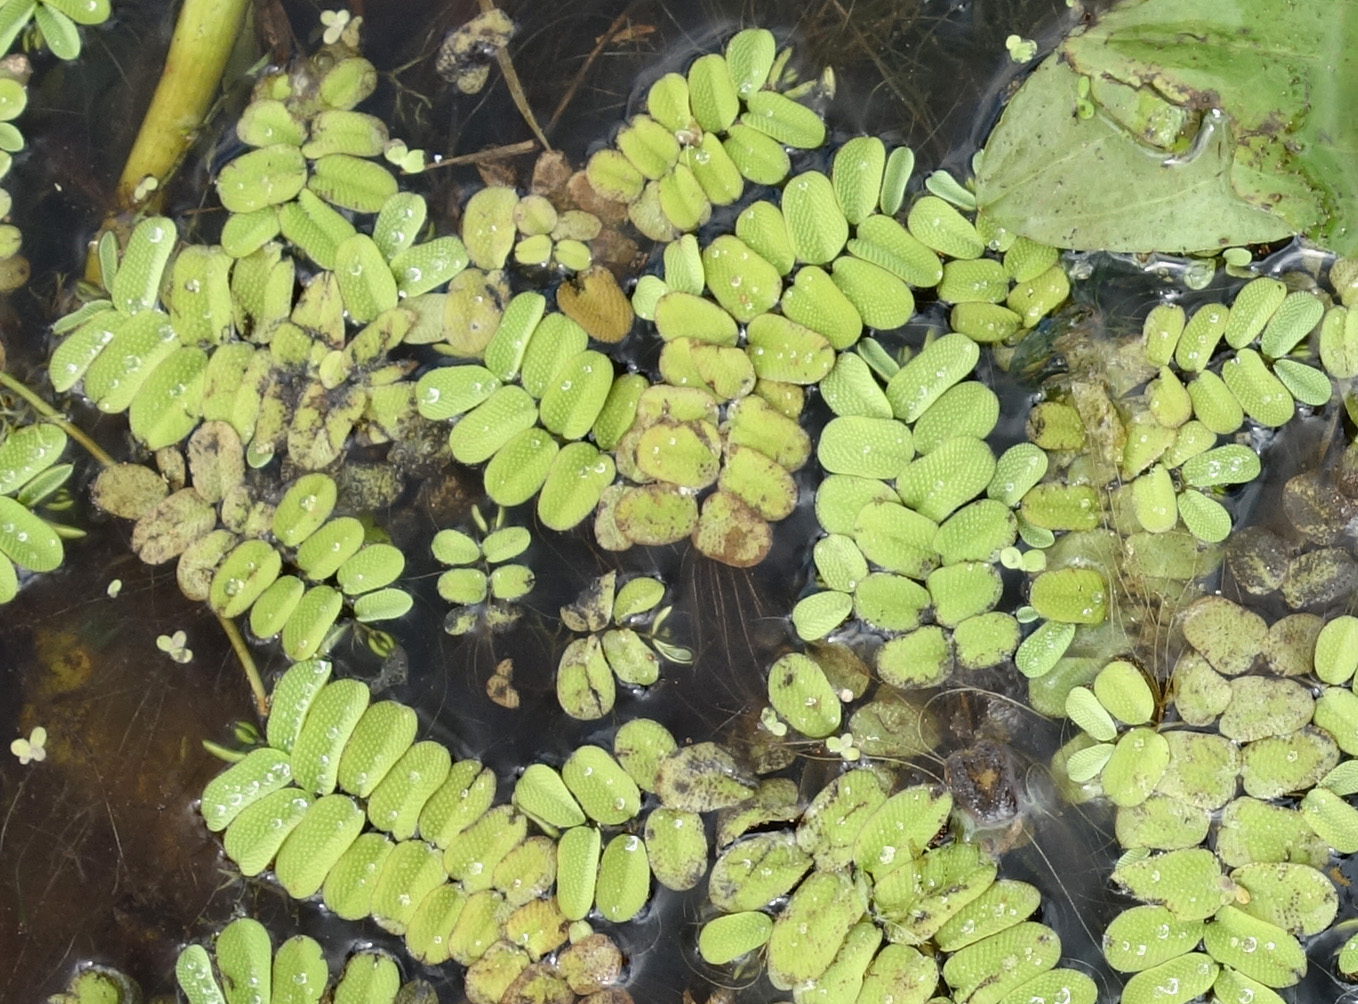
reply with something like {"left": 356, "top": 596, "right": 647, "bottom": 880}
{"left": 8, "top": 1, "right": 1353, "bottom": 1002}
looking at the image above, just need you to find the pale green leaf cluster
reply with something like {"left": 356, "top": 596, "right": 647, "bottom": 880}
{"left": 202, "top": 657, "right": 1099, "bottom": 1004}
{"left": 0, "top": 421, "right": 74, "bottom": 602}
{"left": 176, "top": 917, "right": 400, "bottom": 1004}
{"left": 553, "top": 570, "right": 687, "bottom": 720}
{"left": 92, "top": 453, "right": 410, "bottom": 656}
{"left": 432, "top": 505, "right": 534, "bottom": 637}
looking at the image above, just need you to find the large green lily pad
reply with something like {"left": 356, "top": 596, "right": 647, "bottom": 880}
{"left": 976, "top": 0, "right": 1358, "bottom": 253}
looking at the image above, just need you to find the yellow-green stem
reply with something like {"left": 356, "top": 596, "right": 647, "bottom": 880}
{"left": 0, "top": 369, "right": 115, "bottom": 466}
{"left": 218, "top": 613, "right": 269, "bottom": 716}
{"left": 114, "top": 0, "right": 252, "bottom": 211}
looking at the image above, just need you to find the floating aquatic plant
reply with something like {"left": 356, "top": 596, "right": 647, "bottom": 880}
{"left": 47, "top": 27, "right": 444, "bottom": 466}
{"left": 554, "top": 571, "right": 690, "bottom": 720}
{"left": 10, "top": 724, "right": 45, "bottom": 763}
{"left": 699, "top": 770, "right": 1095, "bottom": 1002}
{"left": 610, "top": 132, "right": 1062, "bottom": 568}
{"left": 176, "top": 917, "right": 406, "bottom": 1004}
{"left": 155, "top": 628, "right": 192, "bottom": 664}
{"left": 204, "top": 659, "right": 652, "bottom": 974}
{"left": 183, "top": 17, "right": 1093, "bottom": 1001}
{"left": 1044, "top": 576, "right": 1358, "bottom": 994}
{"left": 91, "top": 452, "right": 411, "bottom": 670}
{"left": 433, "top": 505, "right": 534, "bottom": 637}
{"left": 45, "top": 964, "right": 141, "bottom": 1004}
{"left": 1000, "top": 239, "right": 1358, "bottom": 725}
{"left": 0, "top": 420, "right": 76, "bottom": 603}
{"left": 16, "top": 0, "right": 1358, "bottom": 1001}
{"left": 790, "top": 326, "right": 1059, "bottom": 685}
{"left": 0, "top": 53, "right": 31, "bottom": 291}
{"left": 200, "top": 656, "right": 1098, "bottom": 1004}
{"left": 416, "top": 32, "right": 987, "bottom": 569}
{"left": 433, "top": 6, "right": 513, "bottom": 96}
{"left": 584, "top": 27, "right": 831, "bottom": 243}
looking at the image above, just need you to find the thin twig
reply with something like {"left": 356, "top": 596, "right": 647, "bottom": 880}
{"left": 0, "top": 370, "right": 115, "bottom": 467}
{"left": 423, "top": 139, "right": 539, "bottom": 171}
{"left": 546, "top": 4, "right": 640, "bottom": 135}
{"left": 217, "top": 613, "right": 268, "bottom": 716}
{"left": 478, "top": 0, "right": 552, "bottom": 153}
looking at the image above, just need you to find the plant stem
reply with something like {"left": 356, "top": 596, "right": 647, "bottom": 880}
{"left": 113, "top": 0, "right": 252, "bottom": 212}
{"left": 477, "top": 0, "right": 551, "bottom": 153}
{"left": 424, "top": 139, "right": 536, "bottom": 171}
{"left": 217, "top": 613, "right": 268, "bottom": 716}
{"left": 0, "top": 369, "right": 115, "bottom": 466}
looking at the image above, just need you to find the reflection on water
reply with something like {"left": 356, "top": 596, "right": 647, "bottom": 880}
{"left": 5, "top": 1, "right": 1350, "bottom": 1002}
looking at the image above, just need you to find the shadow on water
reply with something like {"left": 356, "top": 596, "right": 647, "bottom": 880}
{"left": 9, "top": 0, "right": 1341, "bottom": 1002}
